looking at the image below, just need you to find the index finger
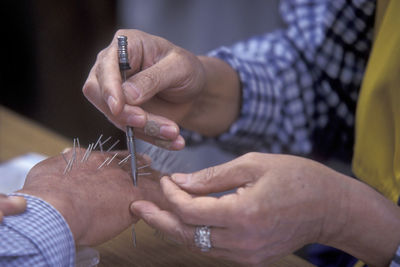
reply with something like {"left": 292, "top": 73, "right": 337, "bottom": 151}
{"left": 94, "top": 42, "right": 125, "bottom": 116}
{"left": 94, "top": 31, "right": 144, "bottom": 116}
{"left": 161, "top": 176, "right": 237, "bottom": 227}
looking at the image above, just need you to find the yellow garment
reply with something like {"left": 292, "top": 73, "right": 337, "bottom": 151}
{"left": 352, "top": 0, "right": 400, "bottom": 203}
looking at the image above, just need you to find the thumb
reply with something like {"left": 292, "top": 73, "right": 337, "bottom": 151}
{"left": 122, "top": 55, "right": 183, "bottom": 105}
{"left": 0, "top": 196, "right": 27, "bottom": 216}
{"left": 170, "top": 159, "right": 253, "bottom": 195}
{"left": 130, "top": 200, "right": 155, "bottom": 218}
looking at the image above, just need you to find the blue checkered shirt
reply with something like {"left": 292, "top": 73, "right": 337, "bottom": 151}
{"left": 0, "top": 194, "right": 75, "bottom": 266}
{"left": 186, "top": 0, "right": 374, "bottom": 160}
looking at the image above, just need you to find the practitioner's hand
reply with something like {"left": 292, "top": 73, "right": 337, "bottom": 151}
{"left": 83, "top": 29, "right": 206, "bottom": 150}
{"left": 131, "top": 152, "right": 400, "bottom": 266}
{"left": 83, "top": 29, "right": 241, "bottom": 150}
{"left": 18, "top": 149, "right": 166, "bottom": 246}
{"left": 0, "top": 194, "right": 26, "bottom": 222}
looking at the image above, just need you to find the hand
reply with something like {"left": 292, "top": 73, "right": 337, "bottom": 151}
{"left": 83, "top": 30, "right": 241, "bottom": 150}
{"left": 18, "top": 149, "right": 166, "bottom": 246}
{"left": 83, "top": 29, "right": 205, "bottom": 150}
{"left": 0, "top": 194, "right": 26, "bottom": 222}
{"left": 131, "top": 152, "right": 400, "bottom": 266}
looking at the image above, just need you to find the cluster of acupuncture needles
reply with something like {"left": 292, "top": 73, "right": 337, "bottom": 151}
{"left": 60, "top": 135, "right": 187, "bottom": 247}
{"left": 60, "top": 135, "right": 152, "bottom": 175}
{"left": 61, "top": 135, "right": 121, "bottom": 174}
{"left": 61, "top": 136, "right": 186, "bottom": 176}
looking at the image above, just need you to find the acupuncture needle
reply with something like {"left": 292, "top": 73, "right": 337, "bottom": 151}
{"left": 117, "top": 36, "right": 138, "bottom": 186}
{"left": 118, "top": 35, "right": 138, "bottom": 247}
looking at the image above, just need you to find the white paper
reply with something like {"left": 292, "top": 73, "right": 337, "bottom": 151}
{"left": 0, "top": 153, "right": 46, "bottom": 194}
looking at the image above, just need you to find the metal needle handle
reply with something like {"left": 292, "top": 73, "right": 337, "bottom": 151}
{"left": 117, "top": 35, "right": 138, "bottom": 187}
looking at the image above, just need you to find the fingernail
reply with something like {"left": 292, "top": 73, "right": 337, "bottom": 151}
{"left": 171, "top": 136, "right": 185, "bottom": 150}
{"left": 130, "top": 202, "right": 143, "bottom": 215}
{"left": 171, "top": 173, "right": 187, "bottom": 185}
{"left": 130, "top": 202, "right": 137, "bottom": 212}
{"left": 123, "top": 83, "right": 140, "bottom": 102}
{"left": 160, "top": 125, "right": 178, "bottom": 139}
{"left": 107, "top": 96, "right": 118, "bottom": 115}
{"left": 127, "top": 114, "right": 145, "bottom": 127}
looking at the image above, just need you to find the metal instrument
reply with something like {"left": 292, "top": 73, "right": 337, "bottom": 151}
{"left": 117, "top": 35, "right": 138, "bottom": 187}
{"left": 118, "top": 35, "right": 138, "bottom": 247}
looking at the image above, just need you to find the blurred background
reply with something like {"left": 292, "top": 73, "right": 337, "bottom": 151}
{"left": 1, "top": 0, "right": 283, "bottom": 171}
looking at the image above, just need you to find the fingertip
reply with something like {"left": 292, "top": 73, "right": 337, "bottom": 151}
{"left": 171, "top": 135, "right": 185, "bottom": 150}
{"left": 160, "top": 176, "right": 185, "bottom": 195}
{"left": 170, "top": 173, "right": 188, "bottom": 186}
{"left": 107, "top": 95, "right": 123, "bottom": 116}
{"left": 130, "top": 200, "right": 153, "bottom": 215}
{"left": 130, "top": 201, "right": 140, "bottom": 215}
{"left": 130, "top": 201, "right": 145, "bottom": 218}
{"left": 160, "top": 176, "right": 172, "bottom": 186}
{"left": 154, "top": 135, "right": 185, "bottom": 151}
{"left": 159, "top": 176, "right": 173, "bottom": 191}
{"left": 130, "top": 201, "right": 161, "bottom": 223}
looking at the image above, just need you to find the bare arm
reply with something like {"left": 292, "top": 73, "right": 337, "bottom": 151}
{"left": 325, "top": 176, "right": 400, "bottom": 266}
{"left": 132, "top": 153, "right": 400, "bottom": 266}
{"left": 180, "top": 56, "right": 241, "bottom": 137}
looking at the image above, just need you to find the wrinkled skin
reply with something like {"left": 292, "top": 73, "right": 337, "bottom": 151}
{"left": 19, "top": 149, "right": 166, "bottom": 246}
{"left": 132, "top": 152, "right": 400, "bottom": 266}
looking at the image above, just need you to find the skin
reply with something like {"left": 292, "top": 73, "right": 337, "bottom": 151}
{"left": 84, "top": 29, "right": 400, "bottom": 266}
{"left": 131, "top": 153, "right": 400, "bottom": 267}
{"left": 0, "top": 194, "right": 26, "bottom": 222}
{"left": 16, "top": 149, "right": 166, "bottom": 246}
{"left": 83, "top": 29, "right": 240, "bottom": 150}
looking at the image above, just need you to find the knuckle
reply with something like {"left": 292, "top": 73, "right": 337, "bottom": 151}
{"left": 237, "top": 201, "right": 256, "bottom": 221}
{"left": 174, "top": 204, "right": 197, "bottom": 226}
{"left": 237, "top": 152, "right": 264, "bottom": 178}
{"left": 142, "top": 69, "right": 161, "bottom": 92}
{"left": 175, "top": 206, "right": 191, "bottom": 223}
{"left": 175, "top": 227, "right": 192, "bottom": 246}
{"left": 115, "top": 29, "right": 127, "bottom": 37}
{"left": 96, "top": 49, "right": 107, "bottom": 62}
{"left": 82, "top": 79, "right": 96, "bottom": 96}
{"left": 203, "top": 166, "right": 216, "bottom": 185}
{"left": 245, "top": 254, "right": 264, "bottom": 266}
{"left": 242, "top": 152, "right": 261, "bottom": 162}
